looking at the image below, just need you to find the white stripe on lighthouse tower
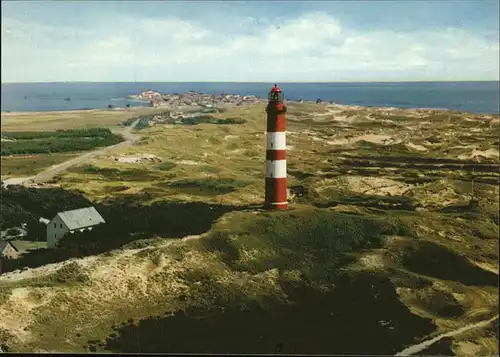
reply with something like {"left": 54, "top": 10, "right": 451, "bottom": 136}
{"left": 266, "top": 130, "right": 286, "bottom": 179}
{"left": 266, "top": 159, "right": 287, "bottom": 178}
{"left": 266, "top": 131, "right": 286, "bottom": 150}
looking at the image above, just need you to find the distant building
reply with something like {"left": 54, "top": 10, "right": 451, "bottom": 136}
{"left": 39, "top": 217, "right": 50, "bottom": 225}
{"left": 47, "top": 207, "right": 105, "bottom": 249}
{"left": 0, "top": 240, "right": 19, "bottom": 259}
{"left": 0, "top": 240, "right": 19, "bottom": 274}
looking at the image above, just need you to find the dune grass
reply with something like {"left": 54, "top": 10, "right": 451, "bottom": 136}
{"left": 1, "top": 107, "right": 159, "bottom": 131}
{"left": 1, "top": 128, "right": 124, "bottom": 156}
{"left": 1, "top": 153, "right": 80, "bottom": 179}
{"left": 1, "top": 102, "right": 498, "bottom": 354}
{"left": 1, "top": 204, "right": 497, "bottom": 354}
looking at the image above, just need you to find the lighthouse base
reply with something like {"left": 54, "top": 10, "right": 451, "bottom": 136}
{"left": 264, "top": 201, "right": 288, "bottom": 210}
{"left": 264, "top": 178, "right": 287, "bottom": 210}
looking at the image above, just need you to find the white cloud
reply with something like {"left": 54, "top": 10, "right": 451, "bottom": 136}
{"left": 1, "top": 12, "right": 499, "bottom": 82}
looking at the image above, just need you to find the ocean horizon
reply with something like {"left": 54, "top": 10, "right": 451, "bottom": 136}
{"left": 1, "top": 81, "right": 499, "bottom": 114}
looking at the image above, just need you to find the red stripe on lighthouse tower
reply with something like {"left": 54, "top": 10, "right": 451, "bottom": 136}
{"left": 265, "top": 84, "right": 287, "bottom": 210}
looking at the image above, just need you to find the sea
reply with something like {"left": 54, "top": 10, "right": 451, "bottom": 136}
{"left": 1, "top": 81, "right": 499, "bottom": 114}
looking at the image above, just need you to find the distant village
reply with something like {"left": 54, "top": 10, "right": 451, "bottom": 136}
{"left": 126, "top": 90, "right": 327, "bottom": 126}
{"left": 128, "top": 90, "right": 265, "bottom": 109}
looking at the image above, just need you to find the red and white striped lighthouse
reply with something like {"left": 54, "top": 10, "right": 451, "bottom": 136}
{"left": 265, "top": 84, "right": 288, "bottom": 210}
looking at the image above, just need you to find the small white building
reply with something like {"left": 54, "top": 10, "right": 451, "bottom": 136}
{"left": 0, "top": 240, "right": 19, "bottom": 274}
{"left": 47, "top": 207, "right": 105, "bottom": 249}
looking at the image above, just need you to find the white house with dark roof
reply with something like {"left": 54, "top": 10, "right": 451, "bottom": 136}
{"left": 0, "top": 239, "right": 19, "bottom": 259}
{"left": 0, "top": 239, "right": 19, "bottom": 274}
{"left": 47, "top": 207, "right": 105, "bottom": 249}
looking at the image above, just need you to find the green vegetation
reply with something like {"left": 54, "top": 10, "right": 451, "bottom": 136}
{"left": 120, "top": 237, "right": 167, "bottom": 250}
{"left": 310, "top": 191, "right": 418, "bottom": 210}
{"left": 1, "top": 152, "right": 79, "bottom": 178}
{"left": 121, "top": 113, "right": 245, "bottom": 128}
{"left": 52, "top": 262, "right": 90, "bottom": 285}
{"left": 102, "top": 273, "right": 435, "bottom": 354}
{"left": 0, "top": 198, "right": 38, "bottom": 231}
{"left": 472, "top": 221, "right": 499, "bottom": 240}
{"left": 0, "top": 262, "right": 89, "bottom": 302}
{"left": 203, "top": 208, "right": 409, "bottom": 277}
{"left": 2, "top": 128, "right": 112, "bottom": 140}
{"left": 398, "top": 240, "right": 498, "bottom": 287}
{"left": 95, "top": 208, "right": 437, "bottom": 354}
{"left": 134, "top": 117, "right": 150, "bottom": 130}
{"left": 0, "top": 185, "right": 498, "bottom": 354}
{"left": 413, "top": 285, "right": 465, "bottom": 318}
{"left": 120, "top": 117, "right": 140, "bottom": 127}
{"left": 0, "top": 185, "right": 238, "bottom": 272}
{"left": 1, "top": 128, "right": 124, "bottom": 156}
{"left": 156, "top": 161, "right": 177, "bottom": 171}
{"left": 179, "top": 115, "right": 246, "bottom": 125}
{"left": 0, "top": 184, "right": 92, "bottom": 230}
{"left": 9, "top": 240, "right": 47, "bottom": 252}
{"left": 73, "top": 164, "right": 157, "bottom": 182}
{"left": 167, "top": 178, "right": 250, "bottom": 195}
{"left": 197, "top": 165, "right": 222, "bottom": 173}
{"left": 0, "top": 103, "right": 498, "bottom": 355}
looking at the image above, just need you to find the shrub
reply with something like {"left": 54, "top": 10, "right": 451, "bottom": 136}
{"left": 180, "top": 116, "right": 246, "bottom": 126}
{"left": 157, "top": 161, "right": 177, "bottom": 171}
{"left": 120, "top": 118, "right": 137, "bottom": 127}
{"left": 1, "top": 185, "right": 92, "bottom": 219}
{"left": 2, "top": 128, "right": 113, "bottom": 140}
{"left": 74, "top": 165, "right": 156, "bottom": 182}
{"left": 169, "top": 178, "right": 249, "bottom": 195}
{"left": 135, "top": 117, "right": 150, "bottom": 130}
{"left": 52, "top": 262, "right": 89, "bottom": 284}
{"left": 203, "top": 209, "right": 408, "bottom": 280}
{"left": 1, "top": 128, "right": 124, "bottom": 156}
{"left": 198, "top": 166, "right": 221, "bottom": 173}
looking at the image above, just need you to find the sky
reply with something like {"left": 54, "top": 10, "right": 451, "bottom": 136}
{"left": 1, "top": 0, "right": 499, "bottom": 83}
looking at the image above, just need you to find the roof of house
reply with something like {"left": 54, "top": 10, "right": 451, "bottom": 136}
{"left": 0, "top": 240, "right": 19, "bottom": 255}
{"left": 55, "top": 207, "right": 106, "bottom": 231}
{"left": 39, "top": 217, "right": 51, "bottom": 225}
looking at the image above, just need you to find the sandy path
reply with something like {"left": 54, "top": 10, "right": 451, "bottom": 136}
{"left": 2, "top": 119, "right": 140, "bottom": 187}
{"left": 0, "top": 234, "right": 202, "bottom": 283}
{"left": 395, "top": 314, "right": 499, "bottom": 356}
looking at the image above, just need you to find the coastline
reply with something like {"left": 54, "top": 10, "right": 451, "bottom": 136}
{"left": 0, "top": 103, "right": 491, "bottom": 117}
{"left": 1, "top": 87, "right": 498, "bottom": 116}
{"left": 0, "top": 106, "right": 150, "bottom": 116}
{"left": 3, "top": 82, "right": 499, "bottom": 115}
{"left": 0, "top": 105, "right": 174, "bottom": 120}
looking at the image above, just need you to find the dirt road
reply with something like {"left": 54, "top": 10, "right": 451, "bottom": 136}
{"left": 395, "top": 314, "right": 499, "bottom": 356}
{"left": 2, "top": 119, "right": 140, "bottom": 187}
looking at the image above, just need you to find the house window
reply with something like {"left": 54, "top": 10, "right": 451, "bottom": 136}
{"left": 60, "top": 224, "right": 62, "bottom": 228}
{"left": 54, "top": 234, "right": 56, "bottom": 238}
{"left": 54, "top": 223, "right": 56, "bottom": 228}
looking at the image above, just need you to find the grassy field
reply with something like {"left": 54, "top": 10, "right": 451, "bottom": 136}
{"left": 0, "top": 206, "right": 497, "bottom": 353}
{"left": 0, "top": 102, "right": 498, "bottom": 354}
{"left": 10, "top": 240, "right": 48, "bottom": 253}
{"left": 1, "top": 153, "right": 80, "bottom": 179}
{"left": 54, "top": 103, "right": 499, "bottom": 210}
{"left": 448, "top": 319, "right": 499, "bottom": 356}
{"left": 0, "top": 107, "right": 158, "bottom": 131}
{"left": 1, "top": 128, "right": 124, "bottom": 156}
